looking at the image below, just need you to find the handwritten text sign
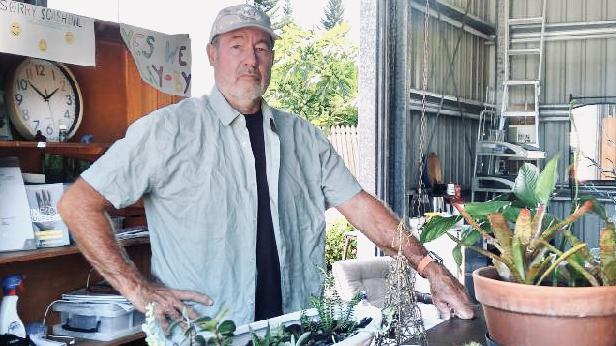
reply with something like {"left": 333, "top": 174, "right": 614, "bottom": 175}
{"left": 0, "top": 0, "right": 95, "bottom": 66}
{"left": 120, "top": 23, "right": 191, "bottom": 97}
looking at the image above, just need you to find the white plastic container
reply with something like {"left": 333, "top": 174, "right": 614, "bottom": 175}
{"left": 52, "top": 302, "right": 144, "bottom": 341}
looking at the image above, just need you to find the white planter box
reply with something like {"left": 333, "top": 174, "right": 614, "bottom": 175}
{"left": 230, "top": 303, "right": 383, "bottom": 346}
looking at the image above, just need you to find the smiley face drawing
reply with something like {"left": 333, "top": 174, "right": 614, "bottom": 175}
{"left": 65, "top": 32, "right": 75, "bottom": 44}
{"left": 10, "top": 22, "right": 21, "bottom": 36}
{"left": 39, "top": 39, "right": 47, "bottom": 52}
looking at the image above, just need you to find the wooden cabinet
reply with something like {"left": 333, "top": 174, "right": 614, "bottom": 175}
{"left": 0, "top": 21, "right": 181, "bottom": 342}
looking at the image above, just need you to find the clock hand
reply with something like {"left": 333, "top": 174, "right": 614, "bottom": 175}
{"left": 28, "top": 81, "right": 47, "bottom": 100}
{"left": 45, "top": 88, "right": 59, "bottom": 101}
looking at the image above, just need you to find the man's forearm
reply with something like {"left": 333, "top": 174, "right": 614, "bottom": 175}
{"left": 337, "top": 191, "right": 429, "bottom": 269}
{"left": 58, "top": 179, "right": 147, "bottom": 301}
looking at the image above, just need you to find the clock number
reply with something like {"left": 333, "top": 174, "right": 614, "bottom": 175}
{"left": 64, "top": 110, "right": 70, "bottom": 118}
{"left": 16, "top": 79, "right": 28, "bottom": 91}
{"left": 35, "top": 64, "right": 45, "bottom": 76}
{"left": 66, "top": 95, "right": 73, "bottom": 106}
{"left": 22, "top": 109, "right": 29, "bottom": 121}
{"left": 46, "top": 125, "right": 53, "bottom": 135}
{"left": 26, "top": 68, "right": 33, "bottom": 80}
{"left": 15, "top": 94, "right": 23, "bottom": 106}
{"left": 32, "top": 120, "right": 39, "bottom": 131}
{"left": 51, "top": 69, "right": 56, "bottom": 81}
{"left": 60, "top": 80, "right": 66, "bottom": 92}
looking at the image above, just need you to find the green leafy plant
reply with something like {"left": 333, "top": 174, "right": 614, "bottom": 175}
{"left": 325, "top": 219, "right": 355, "bottom": 270}
{"left": 144, "top": 303, "right": 236, "bottom": 346}
{"left": 421, "top": 156, "right": 616, "bottom": 287}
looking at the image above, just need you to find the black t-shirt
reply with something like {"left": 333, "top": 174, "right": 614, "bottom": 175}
{"left": 243, "top": 110, "right": 283, "bottom": 320}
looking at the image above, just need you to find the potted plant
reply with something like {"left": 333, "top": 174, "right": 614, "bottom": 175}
{"left": 421, "top": 156, "right": 616, "bottom": 346}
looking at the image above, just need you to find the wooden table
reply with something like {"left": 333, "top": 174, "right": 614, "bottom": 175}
{"left": 426, "top": 305, "right": 487, "bottom": 345}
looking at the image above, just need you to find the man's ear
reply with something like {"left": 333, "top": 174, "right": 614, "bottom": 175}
{"left": 206, "top": 43, "right": 217, "bottom": 66}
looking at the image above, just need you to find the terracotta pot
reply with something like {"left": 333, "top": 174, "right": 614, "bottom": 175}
{"left": 473, "top": 266, "right": 616, "bottom": 346}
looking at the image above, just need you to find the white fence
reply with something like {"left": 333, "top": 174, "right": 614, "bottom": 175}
{"left": 328, "top": 125, "right": 358, "bottom": 177}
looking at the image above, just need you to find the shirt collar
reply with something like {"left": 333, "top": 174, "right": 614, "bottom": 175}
{"left": 209, "top": 86, "right": 277, "bottom": 131}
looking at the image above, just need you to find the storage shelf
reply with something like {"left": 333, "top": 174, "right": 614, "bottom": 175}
{"left": 76, "top": 331, "right": 145, "bottom": 345}
{"left": 0, "top": 141, "right": 110, "bottom": 160}
{"left": 0, "top": 237, "right": 149, "bottom": 265}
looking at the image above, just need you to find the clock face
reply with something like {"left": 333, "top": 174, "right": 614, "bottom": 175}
{"left": 7, "top": 58, "right": 83, "bottom": 141}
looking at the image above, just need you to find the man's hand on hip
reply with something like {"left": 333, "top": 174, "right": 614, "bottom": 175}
{"left": 423, "top": 261, "right": 474, "bottom": 320}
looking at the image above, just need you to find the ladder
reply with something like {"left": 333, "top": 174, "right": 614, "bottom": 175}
{"left": 499, "top": 0, "right": 548, "bottom": 148}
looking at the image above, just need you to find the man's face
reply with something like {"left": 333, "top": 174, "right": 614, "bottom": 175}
{"left": 207, "top": 27, "right": 274, "bottom": 104}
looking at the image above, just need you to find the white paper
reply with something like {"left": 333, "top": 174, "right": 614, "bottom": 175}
{"left": 0, "top": 1, "right": 95, "bottom": 66}
{"left": 120, "top": 23, "right": 191, "bottom": 97}
{"left": 0, "top": 157, "right": 36, "bottom": 251}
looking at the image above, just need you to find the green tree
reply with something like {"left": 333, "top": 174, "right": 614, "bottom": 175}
{"left": 266, "top": 23, "right": 358, "bottom": 128}
{"left": 254, "top": 0, "right": 282, "bottom": 29}
{"left": 321, "top": 0, "right": 344, "bottom": 30}
{"left": 279, "top": 0, "right": 294, "bottom": 28}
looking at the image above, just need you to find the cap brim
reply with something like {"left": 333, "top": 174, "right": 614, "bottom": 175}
{"left": 210, "top": 23, "right": 279, "bottom": 43}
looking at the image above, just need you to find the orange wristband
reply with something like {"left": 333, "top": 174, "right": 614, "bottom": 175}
{"left": 417, "top": 254, "right": 434, "bottom": 277}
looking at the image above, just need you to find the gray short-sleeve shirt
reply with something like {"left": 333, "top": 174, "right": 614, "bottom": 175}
{"left": 80, "top": 87, "right": 362, "bottom": 325}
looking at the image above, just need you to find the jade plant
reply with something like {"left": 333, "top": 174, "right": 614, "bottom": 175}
{"left": 421, "top": 156, "right": 616, "bottom": 287}
{"left": 143, "top": 303, "right": 236, "bottom": 346}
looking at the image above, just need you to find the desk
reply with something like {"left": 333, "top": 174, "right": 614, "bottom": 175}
{"left": 426, "top": 306, "right": 487, "bottom": 346}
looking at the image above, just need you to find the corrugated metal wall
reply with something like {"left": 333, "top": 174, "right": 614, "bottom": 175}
{"left": 441, "top": 0, "right": 495, "bottom": 22}
{"left": 406, "top": 2, "right": 491, "bottom": 195}
{"left": 410, "top": 9, "right": 491, "bottom": 100}
{"left": 509, "top": 0, "right": 616, "bottom": 105}
{"left": 407, "top": 110, "right": 479, "bottom": 188}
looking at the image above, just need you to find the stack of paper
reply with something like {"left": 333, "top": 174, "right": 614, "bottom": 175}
{"left": 61, "top": 289, "right": 134, "bottom": 312}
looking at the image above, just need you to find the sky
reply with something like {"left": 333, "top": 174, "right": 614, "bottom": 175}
{"left": 47, "top": 0, "right": 360, "bottom": 96}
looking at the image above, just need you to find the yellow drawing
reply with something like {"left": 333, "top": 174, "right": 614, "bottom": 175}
{"left": 39, "top": 39, "right": 47, "bottom": 52}
{"left": 10, "top": 22, "right": 21, "bottom": 36}
{"left": 65, "top": 32, "right": 75, "bottom": 44}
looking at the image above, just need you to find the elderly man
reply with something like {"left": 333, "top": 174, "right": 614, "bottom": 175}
{"left": 58, "top": 4, "right": 473, "bottom": 326}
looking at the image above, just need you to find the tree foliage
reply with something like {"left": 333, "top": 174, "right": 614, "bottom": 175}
{"left": 321, "top": 0, "right": 344, "bottom": 30}
{"left": 279, "top": 0, "right": 294, "bottom": 28}
{"left": 266, "top": 23, "right": 358, "bottom": 128}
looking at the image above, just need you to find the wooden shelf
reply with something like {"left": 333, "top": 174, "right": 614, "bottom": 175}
{"left": 0, "top": 237, "right": 149, "bottom": 265}
{"left": 0, "top": 141, "right": 110, "bottom": 160}
{"left": 75, "top": 332, "right": 146, "bottom": 346}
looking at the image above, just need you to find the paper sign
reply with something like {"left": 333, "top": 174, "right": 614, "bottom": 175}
{"left": 0, "top": 0, "right": 95, "bottom": 66}
{"left": 120, "top": 23, "right": 192, "bottom": 97}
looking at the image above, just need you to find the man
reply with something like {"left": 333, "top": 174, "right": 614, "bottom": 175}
{"left": 58, "top": 4, "right": 473, "bottom": 327}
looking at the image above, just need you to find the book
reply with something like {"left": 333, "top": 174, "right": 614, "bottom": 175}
{"left": 0, "top": 157, "right": 35, "bottom": 251}
{"left": 0, "top": 91, "right": 12, "bottom": 140}
{"left": 25, "top": 183, "right": 71, "bottom": 248}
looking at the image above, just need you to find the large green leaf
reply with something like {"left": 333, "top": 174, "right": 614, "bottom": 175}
{"left": 420, "top": 215, "right": 462, "bottom": 243}
{"left": 460, "top": 227, "right": 482, "bottom": 246}
{"left": 452, "top": 244, "right": 462, "bottom": 267}
{"left": 502, "top": 206, "right": 522, "bottom": 223}
{"left": 513, "top": 163, "right": 540, "bottom": 207}
{"left": 535, "top": 156, "right": 559, "bottom": 205}
{"left": 463, "top": 201, "right": 510, "bottom": 216}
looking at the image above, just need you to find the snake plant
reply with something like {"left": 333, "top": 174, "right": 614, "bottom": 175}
{"left": 421, "top": 156, "right": 616, "bottom": 287}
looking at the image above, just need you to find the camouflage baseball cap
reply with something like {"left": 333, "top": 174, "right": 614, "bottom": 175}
{"left": 209, "top": 4, "right": 279, "bottom": 43}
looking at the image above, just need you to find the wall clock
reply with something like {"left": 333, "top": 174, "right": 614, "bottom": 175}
{"left": 6, "top": 58, "right": 83, "bottom": 142}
